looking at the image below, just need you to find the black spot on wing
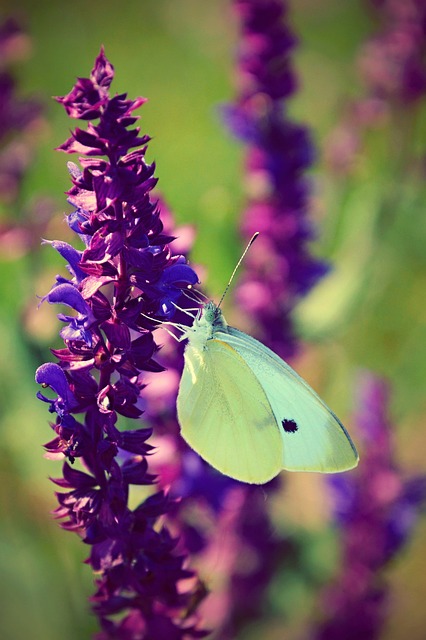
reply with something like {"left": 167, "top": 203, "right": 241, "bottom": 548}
{"left": 281, "top": 418, "right": 298, "bottom": 433}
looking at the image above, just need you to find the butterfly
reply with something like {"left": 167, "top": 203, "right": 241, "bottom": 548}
{"left": 175, "top": 300, "right": 359, "bottom": 484}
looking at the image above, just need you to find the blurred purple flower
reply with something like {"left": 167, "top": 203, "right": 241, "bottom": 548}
{"left": 325, "top": 0, "right": 426, "bottom": 173}
{"left": 0, "top": 16, "right": 54, "bottom": 270}
{"left": 360, "top": 0, "right": 426, "bottom": 103}
{"left": 194, "top": 479, "right": 298, "bottom": 640}
{"left": 313, "top": 372, "right": 426, "bottom": 640}
{"left": 223, "top": 0, "right": 329, "bottom": 359}
{"left": 178, "top": 2, "right": 328, "bottom": 636}
{"left": 0, "top": 17, "right": 43, "bottom": 203}
{"left": 35, "top": 48, "right": 208, "bottom": 639}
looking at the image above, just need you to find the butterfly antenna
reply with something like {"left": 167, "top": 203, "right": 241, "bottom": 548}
{"left": 217, "top": 232, "right": 259, "bottom": 309}
{"left": 181, "top": 287, "right": 209, "bottom": 304}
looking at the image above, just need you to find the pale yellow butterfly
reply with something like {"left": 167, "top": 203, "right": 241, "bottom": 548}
{"left": 171, "top": 235, "right": 358, "bottom": 484}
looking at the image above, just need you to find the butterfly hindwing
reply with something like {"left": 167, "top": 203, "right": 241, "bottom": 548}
{"left": 177, "top": 337, "right": 284, "bottom": 483}
{"left": 217, "top": 327, "right": 359, "bottom": 473}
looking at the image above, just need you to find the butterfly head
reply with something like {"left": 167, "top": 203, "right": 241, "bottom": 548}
{"left": 202, "top": 302, "right": 228, "bottom": 330}
{"left": 187, "top": 302, "right": 228, "bottom": 347}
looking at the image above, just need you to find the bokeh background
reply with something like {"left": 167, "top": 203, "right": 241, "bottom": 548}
{"left": 1, "top": 0, "right": 426, "bottom": 638}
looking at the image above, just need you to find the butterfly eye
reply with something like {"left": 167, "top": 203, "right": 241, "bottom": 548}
{"left": 281, "top": 418, "right": 298, "bottom": 433}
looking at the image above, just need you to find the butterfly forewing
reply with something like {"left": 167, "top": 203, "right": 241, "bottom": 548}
{"left": 177, "top": 338, "right": 284, "bottom": 483}
{"left": 219, "top": 328, "right": 359, "bottom": 473}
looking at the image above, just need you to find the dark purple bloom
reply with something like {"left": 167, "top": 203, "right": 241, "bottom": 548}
{"left": 43, "top": 282, "right": 97, "bottom": 344}
{"left": 35, "top": 362, "right": 79, "bottom": 416}
{"left": 42, "top": 238, "right": 87, "bottom": 282}
{"left": 312, "top": 373, "right": 426, "bottom": 640}
{"left": 35, "top": 49, "right": 207, "bottom": 638}
{"left": 223, "top": 0, "right": 328, "bottom": 359}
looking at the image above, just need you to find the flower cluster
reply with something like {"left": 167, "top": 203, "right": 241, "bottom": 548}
{"left": 35, "top": 48, "right": 208, "bottom": 639}
{"left": 223, "top": 0, "right": 328, "bottom": 358}
{"left": 313, "top": 373, "right": 426, "bottom": 640}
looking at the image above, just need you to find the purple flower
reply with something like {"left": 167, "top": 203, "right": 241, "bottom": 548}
{"left": 0, "top": 17, "right": 54, "bottom": 273}
{"left": 360, "top": 0, "right": 426, "bottom": 103}
{"left": 0, "top": 18, "right": 43, "bottom": 203}
{"left": 325, "top": 0, "right": 426, "bottom": 174}
{"left": 223, "top": 0, "right": 328, "bottom": 359}
{"left": 35, "top": 49, "right": 207, "bottom": 639}
{"left": 313, "top": 373, "right": 426, "bottom": 640}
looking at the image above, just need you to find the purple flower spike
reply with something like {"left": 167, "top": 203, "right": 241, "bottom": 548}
{"left": 35, "top": 49, "right": 207, "bottom": 638}
{"left": 0, "top": 18, "right": 43, "bottom": 204}
{"left": 360, "top": 0, "right": 426, "bottom": 103}
{"left": 325, "top": 0, "right": 426, "bottom": 174}
{"left": 312, "top": 372, "right": 426, "bottom": 640}
{"left": 224, "top": 0, "right": 328, "bottom": 358}
{"left": 187, "top": 2, "right": 329, "bottom": 635}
